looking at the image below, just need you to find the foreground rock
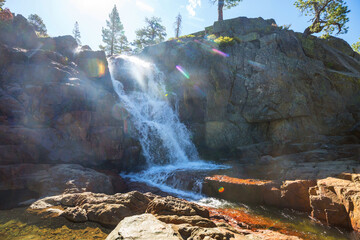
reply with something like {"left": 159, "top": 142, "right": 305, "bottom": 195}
{"left": 204, "top": 173, "right": 360, "bottom": 232}
{"left": 29, "top": 191, "right": 303, "bottom": 239}
{"left": 106, "top": 214, "right": 181, "bottom": 240}
{"left": 309, "top": 173, "right": 360, "bottom": 231}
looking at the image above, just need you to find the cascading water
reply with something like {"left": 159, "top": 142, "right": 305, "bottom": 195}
{"left": 109, "top": 55, "right": 227, "bottom": 200}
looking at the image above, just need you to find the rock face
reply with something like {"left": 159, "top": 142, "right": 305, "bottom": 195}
{"left": 137, "top": 16, "right": 360, "bottom": 160}
{"left": 0, "top": 14, "right": 144, "bottom": 171}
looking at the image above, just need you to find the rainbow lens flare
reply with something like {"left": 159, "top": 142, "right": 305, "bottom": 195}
{"left": 176, "top": 65, "right": 190, "bottom": 79}
{"left": 218, "top": 187, "right": 225, "bottom": 193}
{"left": 212, "top": 48, "right": 229, "bottom": 57}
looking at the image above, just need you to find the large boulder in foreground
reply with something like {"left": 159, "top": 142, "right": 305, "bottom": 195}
{"left": 106, "top": 214, "right": 181, "bottom": 240}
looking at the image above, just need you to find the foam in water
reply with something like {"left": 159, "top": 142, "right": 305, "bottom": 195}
{"left": 109, "top": 55, "right": 228, "bottom": 200}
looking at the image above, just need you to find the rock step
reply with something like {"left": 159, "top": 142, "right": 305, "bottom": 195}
{"left": 203, "top": 174, "right": 360, "bottom": 232}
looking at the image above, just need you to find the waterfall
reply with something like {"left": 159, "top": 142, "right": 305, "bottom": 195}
{"left": 109, "top": 55, "right": 226, "bottom": 200}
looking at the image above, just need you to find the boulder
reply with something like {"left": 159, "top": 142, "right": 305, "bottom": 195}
{"left": 203, "top": 175, "right": 316, "bottom": 212}
{"left": 53, "top": 35, "right": 78, "bottom": 60}
{"left": 309, "top": 174, "right": 360, "bottom": 231}
{"left": 0, "top": 14, "right": 39, "bottom": 49}
{"left": 106, "top": 214, "right": 182, "bottom": 240}
{"left": 146, "top": 196, "right": 209, "bottom": 218}
{"left": 28, "top": 191, "right": 151, "bottom": 226}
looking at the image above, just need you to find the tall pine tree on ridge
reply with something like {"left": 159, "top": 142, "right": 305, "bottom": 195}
{"left": 100, "top": 5, "right": 129, "bottom": 56}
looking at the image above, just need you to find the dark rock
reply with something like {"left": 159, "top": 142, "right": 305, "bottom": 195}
{"left": 0, "top": 14, "right": 39, "bottom": 49}
{"left": 53, "top": 35, "right": 78, "bottom": 60}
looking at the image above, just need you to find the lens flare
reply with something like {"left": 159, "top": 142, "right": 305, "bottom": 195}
{"left": 218, "top": 187, "right": 225, "bottom": 193}
{"left": 176, "top": 65, "right": 190, "bottom": 79}
{"left": 86, "top": 59, "right": 106, "bottom": 78}
{"left": 212, "top": 48, "right": 229, "bottom": 57}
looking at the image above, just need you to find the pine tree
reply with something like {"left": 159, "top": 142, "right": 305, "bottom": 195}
{"left": 0, "top": 0, "right": 5, "bottom": 9}
{"left": 210, "top": 0, "right": 243, "bottom": 21}
{"left": 352, "top": 38, "right": 360, "bottom": 54}
{"left": 174, "top": 13, "right": 182, "bottom": 38}
{"left": 133, "top": 17, "right": 167, "bottom": 51}
{"left": 73, "top": 21, "right": 81, "bottom": 45}
{"left": 100, "top": 5, "right": 129, "bottom": 56}
{"left": 294, "top": 0, "right": 350, "bottom": 37}
{"left": 28, "top": 14, "right": 47, "bottom": 36}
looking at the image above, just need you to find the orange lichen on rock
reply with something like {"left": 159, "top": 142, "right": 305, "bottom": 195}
{"left": 207, "top": 207, "right": 308, "bottom": 240}
{"left": 205, "top": 175, "right": 275, "bottom": 185}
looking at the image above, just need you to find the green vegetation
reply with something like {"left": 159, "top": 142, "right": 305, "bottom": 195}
{"left": 207, "top": 34, "right": 240, "bottom": 48}
{"left": 214, "top": 36, "right": 240, "bottom": 48}
{"left": 174, "top": 13, "right": 182, "bottom": 38}
{"left": 0, "top": 0, "right": 5, "bottom": 9}
{"left": 100, "top": 5, "right": 130, "bottom": 56}
{"left": 294, "top": 0, "right": 350, "bottom": 37}
{"left": 352, "top": 38, "right": 360, "bottom": 54}
{"left": 280, "top": 24, "right": 292, "bottom": 30}
{"left": 28, "top": 14, "right": 48, "bottom": 36}
{"left": 73, "top": 21, "right": 81, "bottom": 45}
{"left": 210, "top": 0, "right": 243, "bottom": 21}
{"left": 132, "top": 17, "right": 167, "bottom": 52}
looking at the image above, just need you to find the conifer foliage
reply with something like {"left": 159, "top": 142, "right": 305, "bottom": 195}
{"left": 100, "top": 5, "right": 129, "bottom": 55}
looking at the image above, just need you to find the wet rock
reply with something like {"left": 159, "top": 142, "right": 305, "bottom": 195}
{"left": 203, "top": 175, "right": 316, "bottom": 213}
{"left": 202, "top": 175, "right": 279, "bottom": 205}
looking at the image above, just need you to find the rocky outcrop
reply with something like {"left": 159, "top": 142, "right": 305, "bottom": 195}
{"left": 0, "top": 14, "right": 143, "bottom": 171}
{"left": 203, "top": 174, "right": 360, "bottom": 232}
{"left": 135, "top": 16, "right": 360, "bottom": 160}
{"left": 309, "top": 173, "right": 360, "bottom": 231}
{"left": 203, "top": 175, "right": 316, "bottom": 212}
{"left": 29, "top": 191, "right": 303, "bottom": 239}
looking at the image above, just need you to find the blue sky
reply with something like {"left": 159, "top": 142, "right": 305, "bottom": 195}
{"left": 5, "top": 0, "right": 360, "bottom": 50}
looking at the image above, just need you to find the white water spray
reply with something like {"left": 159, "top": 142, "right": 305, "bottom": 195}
{"left": 109, "top": 55, "right": 227, "bottom": 199}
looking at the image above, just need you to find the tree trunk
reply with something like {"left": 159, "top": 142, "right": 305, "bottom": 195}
{"left": 218, "top": 1, "right": 224, "bottom": 21}
{"left": 303, "top": 27, "right": 312, "bottom": 37}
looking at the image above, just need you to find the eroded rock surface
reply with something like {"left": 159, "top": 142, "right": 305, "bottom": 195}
{"left": 29, "top": 191, "right": 304, "bottom": 239}
{"left": 203, "top": 175, "right": 316, "bottom": 212}
{"left": 309, "top": 173, "right": 360, "bottom": 231}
